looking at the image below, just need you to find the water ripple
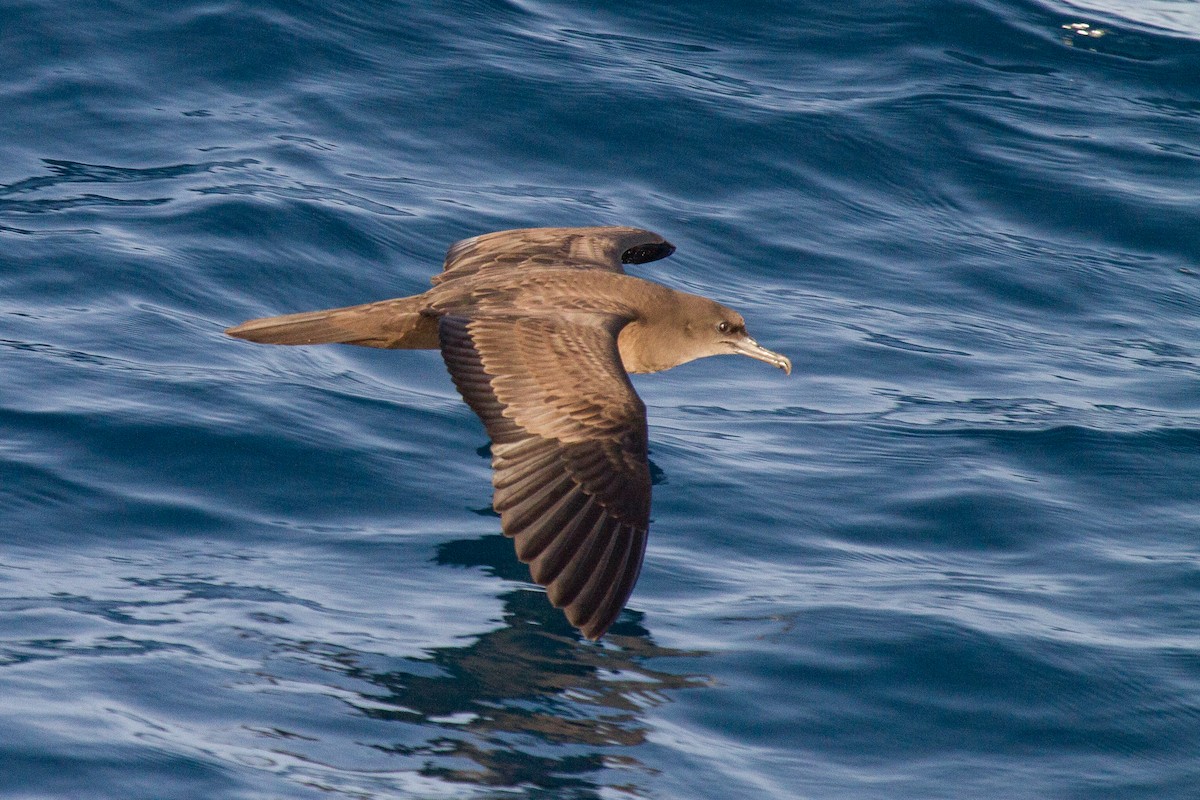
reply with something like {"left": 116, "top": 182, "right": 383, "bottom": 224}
{"left": 3, "top": 0, "right": 1199, "bottom": 797}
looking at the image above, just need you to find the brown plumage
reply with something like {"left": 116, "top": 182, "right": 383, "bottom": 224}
{"left": 226, "top": 226, "right": 790, "bottom": 640}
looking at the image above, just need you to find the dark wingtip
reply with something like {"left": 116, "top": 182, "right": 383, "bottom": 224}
{"left": 579, "top": 617, "right": 610, "bottom": 641}
{"left": 621, "top": 240, "right": 675, "bottom": 265}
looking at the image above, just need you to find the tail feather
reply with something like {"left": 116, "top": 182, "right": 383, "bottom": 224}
{"left": 225, "top": 297, "right": 438, "bottom": 350}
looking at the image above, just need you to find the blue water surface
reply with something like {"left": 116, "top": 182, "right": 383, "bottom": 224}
{"left": 2, "top": 1, "right": 1198, "bottom": 798}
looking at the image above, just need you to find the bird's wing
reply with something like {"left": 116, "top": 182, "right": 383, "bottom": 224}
{"left": 438, "top": 311, "right": 650, "bottom": 640}
{"left": 433, "top": 226, "right": 674, "bottom": 286}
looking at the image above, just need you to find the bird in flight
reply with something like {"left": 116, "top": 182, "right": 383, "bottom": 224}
{"left": 227, "top": 226, "right": 791, "bottom": 640}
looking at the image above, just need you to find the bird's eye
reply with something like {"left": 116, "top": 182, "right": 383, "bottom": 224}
{"left": 717, "top": 321, "right": 731, "bottom": 334}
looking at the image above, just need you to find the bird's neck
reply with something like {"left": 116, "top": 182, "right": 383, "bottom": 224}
{"left": 617, "top": 322, "right": 655, "bottom": 373}
{"left": 618, "top": 318, "right": 697, "bottom": 374}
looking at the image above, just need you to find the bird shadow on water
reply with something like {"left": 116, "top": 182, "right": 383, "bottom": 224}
{"left": 278, "top": 532, "right": 700, "bottom": 800}
{"left": 233, "top": 531, "right": 709, "bottom": 798}
{"left": 326, "top": 533, "right": 711, "bottom": 798}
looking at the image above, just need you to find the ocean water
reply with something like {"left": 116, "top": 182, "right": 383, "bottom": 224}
{"left": 2, "top": 1, "right": 1198, "bottom": 798}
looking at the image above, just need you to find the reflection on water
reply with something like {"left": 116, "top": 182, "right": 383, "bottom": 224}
{"left": 268, "top": 534, "right": 709, "bottom": 797}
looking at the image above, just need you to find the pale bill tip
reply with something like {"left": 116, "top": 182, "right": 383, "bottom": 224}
{"left": 735, "top": 337, "right": 792, "bottom": 375}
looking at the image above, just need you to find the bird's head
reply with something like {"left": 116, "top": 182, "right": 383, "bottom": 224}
{"left": 683, "top": 297, "right": 792, "bottom": 374}
{"left": 619, "top": 292, "right": 791, "bottom": 375}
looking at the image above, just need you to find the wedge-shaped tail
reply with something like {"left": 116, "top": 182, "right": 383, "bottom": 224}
{"left": 225, "top": 296, "right": 438, "bottom": 349}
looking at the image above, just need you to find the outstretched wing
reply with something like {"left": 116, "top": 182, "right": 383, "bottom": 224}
{"left": 433, "top": 226, "right": 674, "bottom": 286}
{"left": 438, "top": 312, "right": 650, "bottom": 639}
